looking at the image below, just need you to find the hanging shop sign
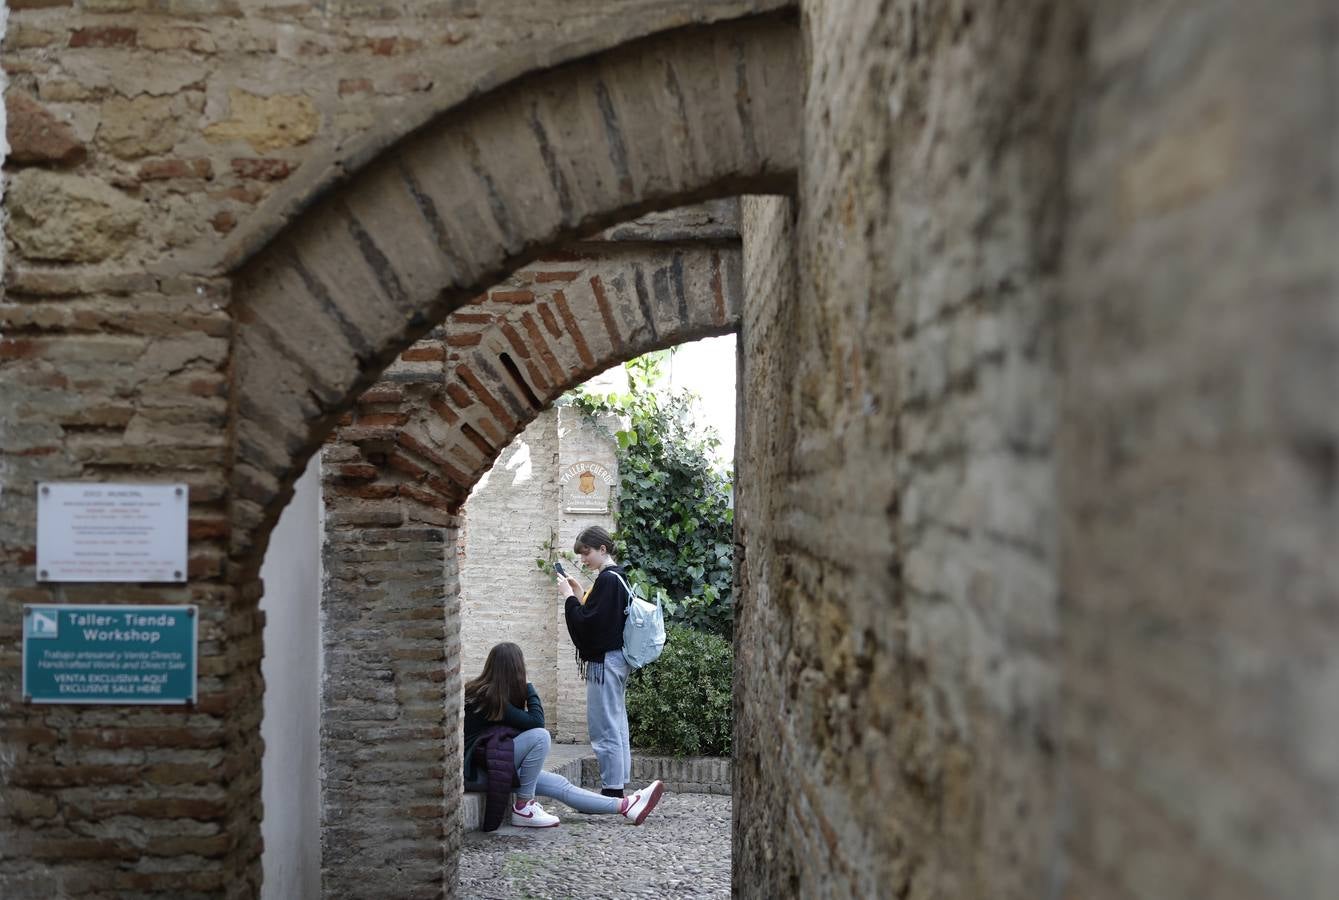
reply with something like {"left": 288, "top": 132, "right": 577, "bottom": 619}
{"left": 23, "top": 604, "right": 198, "bottom": 705}
{"left": 37, "top": 482, "right": 188, "bottom": 583}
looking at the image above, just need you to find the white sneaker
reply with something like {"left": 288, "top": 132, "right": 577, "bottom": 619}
{"left": 511, "top": 799, "right": 560, "bottom": 828}
{"left": 620, "top": 780, "right": 664, "bottom": 826}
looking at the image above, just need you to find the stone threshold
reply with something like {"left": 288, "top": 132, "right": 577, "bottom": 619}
{"left": 462, "top": 742, "right": 731, "bottom": 831}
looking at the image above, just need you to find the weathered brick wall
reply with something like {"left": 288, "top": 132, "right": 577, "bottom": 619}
{"left": 2, "top": 3, "right": 789, "bottom": 893}
{"left": 734, "top": 3, "right": 1338, "bottom": 900}
{"left": 734, "top": 0, "right": 1084, "bottom": 894}
{"left": 319, "top": 341, "right": 460, "bottom": 899}
{"left": 2, "top": 1, "right": 787, "bottom": 273}
{"left": 1057, "top": 4, "right": 1339, "bottom": 898}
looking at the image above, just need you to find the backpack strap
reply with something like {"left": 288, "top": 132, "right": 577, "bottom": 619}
{"left": 609, "top": 571, "right": 636, "bottom": 614}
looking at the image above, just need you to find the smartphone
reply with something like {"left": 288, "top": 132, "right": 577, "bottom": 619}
{"left": 553, "top": 561, "right": 566, "bottom": 577}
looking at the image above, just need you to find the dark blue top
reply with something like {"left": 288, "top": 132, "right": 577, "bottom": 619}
{"left": 462, "top": 682, "right": 544, "bottom": 781}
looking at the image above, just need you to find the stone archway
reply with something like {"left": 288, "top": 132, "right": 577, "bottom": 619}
{"left": 228, "top": 15, "right": 798, "bottom": 571}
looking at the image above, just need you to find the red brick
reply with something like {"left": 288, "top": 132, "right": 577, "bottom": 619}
{"left": 535, "top": 271, "right": 580, "bottom": 282}
{"left": 329, "top": 482, "right": 397, "bottom": 500}
{"left": 461, "top": 424, "right": 494, "bottom": 456}
{"left": 231, "top": 158, "right": 292, "bottom": 181}
{"left": 210, "top": 211, "right": 237, "bottom": 234}
{"left": 491, "top": 289, "right": 534, "bottom": 304}
{"left": 69, "top": 27, "right": 136, "bottom": 48}
{"left": 500, "top": 322, "right": 530, "bottom": 359}
{"left": 521, "top": 312, "right": 567, "bottom": 385}
{"left": 399, "top": 482, "right": 452, "bottom": 510}
{"left": 429, "top": 396, "right": 459, "bottom": 425}
{"left": 401, "top": 345, "right": 444, "bottom": 362}
{"left": 445, "top": 384, "right": 473, "bottom": 408}
{"left": 386, "top": 452, "right": 433, "bottom": 486}
{"left": 338, "top": 78, "right": 373, "bottom": 96}
{"left": 536, "top": 303, "right": 561, "bottom": 337}
{"left": 390, "top": 72, "right": 433, "bottom": 93}
{"left": 478, "top": 417, "right": 504, "bottom": 447}
{"left": 522, "top": 358, "right": 551, "bottom": 394}
{"left": 357, "top": 412, "right": 409, "bottom": 428}
{"left": 139, "top": 158, "right": 213, "bottom": 181}
{"left": 446, "top": 333, "right": 482, "bottom": 347}
{"left": 397, "top": 430, "right": 468, "bottom": 484}
{"left": 337, "top": 463, "right": 378, "bottom": 480}
{"left": 188, "top": 518, "right": 231, "bottom": 540}
{"left": 552, "top": 290, "right": 595, "bottom": 367}
{"left": 6, "top": 90, "right": 85, "bottom": 165}
{"left": 366, "top": 36, "right": 422, "bottom": 56}
{"left": 456, "top": 365, "right": 516, "bottom": 430}
{"left": 0, "top": 338, "right": 40, "bottom": 359}
{"left": 451, "top": 313, "right": 493, "bottom": 325}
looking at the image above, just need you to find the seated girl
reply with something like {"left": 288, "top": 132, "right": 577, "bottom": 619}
{"left": 462, "top": 641, "right": 664, "bottom": 828}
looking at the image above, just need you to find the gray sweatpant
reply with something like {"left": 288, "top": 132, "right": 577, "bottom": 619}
{"left": 586, "top": 649, "right": 632, "bottom": 790}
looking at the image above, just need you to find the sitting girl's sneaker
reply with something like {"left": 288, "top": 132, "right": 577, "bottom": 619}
{"left": 620, "top": 780, "right": 664, "bottom": 826}
{"left": 511, "top": 799, "right": 560, "bottom": 828}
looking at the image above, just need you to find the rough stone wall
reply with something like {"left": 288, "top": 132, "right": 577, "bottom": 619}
{"left": 732, "top": 194, "right": 799, "bottom": 891}
{"left": 2, "top": 1, "right": 785, "bottom": 273}
{"left": 1057, "top": 4, "right": 1339, "bottom": 898}
{"left": 734, "top": 0, "right": 1084, "bottom": 894}
{"left": 734, "top": 4, "right": 1339, "bottom": 900}
{"left": 319, "top": 340, "right": 461, "bottom": 899}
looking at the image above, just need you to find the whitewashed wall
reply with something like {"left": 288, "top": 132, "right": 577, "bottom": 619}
{"left": 259, "top": 455, "right": 322, "bottom": 900}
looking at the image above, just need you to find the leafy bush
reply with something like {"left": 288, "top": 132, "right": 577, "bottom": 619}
{"left": 568, "top": 351, "right": 735, "bottom": 639}
{"left": 626, "top": 625, "right": 732, "bottom": 757}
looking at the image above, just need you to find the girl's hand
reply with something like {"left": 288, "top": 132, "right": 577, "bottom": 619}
{"left": 556, "top": 574, "right": 575, "bottom": 600}
{"left": 565, "top": 575, "right": 582, "bottom": 594}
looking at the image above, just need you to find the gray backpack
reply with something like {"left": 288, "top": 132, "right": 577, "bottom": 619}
{"left": 611, "top": 572, "right": 666, "bottom": 669}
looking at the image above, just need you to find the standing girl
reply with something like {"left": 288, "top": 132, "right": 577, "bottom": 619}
{"left": 463, "top": 641, "right": 663, "bottom": 828}
{"left": 559, "top": 525, "right": 637, "bottom": 798}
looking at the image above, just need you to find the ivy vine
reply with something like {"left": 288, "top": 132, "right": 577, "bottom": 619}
{"left": 560, "top": 351, "right": 736, "bottom": 639}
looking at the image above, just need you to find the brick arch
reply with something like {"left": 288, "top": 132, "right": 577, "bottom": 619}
{"left": 229, "top": 15, "right": 797, "bottom": 567}
{"left": 331, "top": 240, "right": 743, "bottom": 522}
{"left": 314, "top": 233, "right": 743, "bottom": 892}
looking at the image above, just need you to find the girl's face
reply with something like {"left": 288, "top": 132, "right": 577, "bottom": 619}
{"left": 578, "top": 544, "right": 609, "bottom": 570}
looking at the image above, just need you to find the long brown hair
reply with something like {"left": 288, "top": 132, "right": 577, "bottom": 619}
{"left": 464, "top": 642, "right": 528, "bottom": 721}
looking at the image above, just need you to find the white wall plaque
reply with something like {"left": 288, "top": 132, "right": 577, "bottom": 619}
{"left": 37, "top": 483, "right": 189, "bottom": 583}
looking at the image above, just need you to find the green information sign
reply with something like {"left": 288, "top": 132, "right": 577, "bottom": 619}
{"left": 22, "top": 605, "right": 197, "bottom": 705}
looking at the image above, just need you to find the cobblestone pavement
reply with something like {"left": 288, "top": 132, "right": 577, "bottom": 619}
{"left": 458, "top": 792, "right": 731, "bottom": 899}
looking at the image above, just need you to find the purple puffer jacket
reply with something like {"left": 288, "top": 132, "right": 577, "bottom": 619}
{"left": 473, "top": 725, "right": 520, "bottom": 831}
